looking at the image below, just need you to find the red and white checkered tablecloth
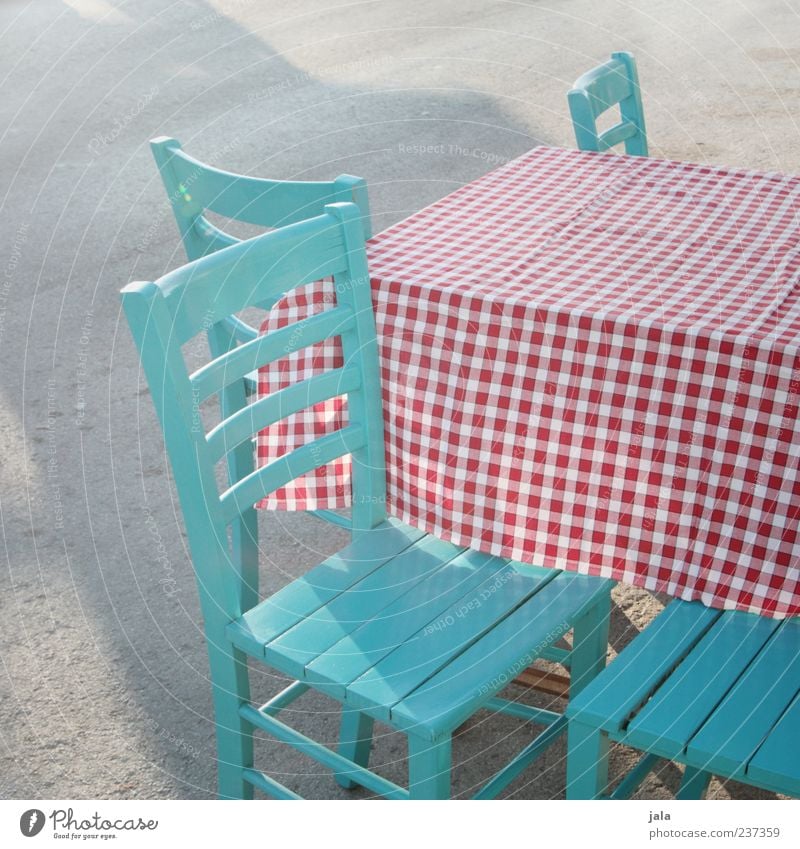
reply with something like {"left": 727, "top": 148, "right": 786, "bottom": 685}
{"left": 257, "top": 146, "right": 800, "bottom": 618}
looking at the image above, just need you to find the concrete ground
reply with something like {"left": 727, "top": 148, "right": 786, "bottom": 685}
{"left": 1, "top": 0, "right": 798, "bottom": 800}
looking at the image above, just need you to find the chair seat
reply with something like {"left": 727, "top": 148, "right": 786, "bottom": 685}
{"left": 228, "top": 518, "right": 613, "bottom": 741}
{"left": 567, "top": 599, "right": 800, "bottom": 796}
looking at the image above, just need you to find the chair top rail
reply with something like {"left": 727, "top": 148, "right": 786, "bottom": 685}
{"left": 122, "top": 211, "right": 352, "bottom": 346}
{"left": 151, "top": 136, "right": 366, "bottom": 229}
{"left": 570, "top": 56, "right": 632, "bottom": 110}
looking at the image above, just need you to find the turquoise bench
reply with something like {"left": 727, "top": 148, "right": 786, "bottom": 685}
{"left": 566, "top": 599, "right": 800, "bottom": 799}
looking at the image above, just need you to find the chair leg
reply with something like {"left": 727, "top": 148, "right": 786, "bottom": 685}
{"left": 207, "top": 638, "right": 254, "bottom": 800}
{"left": 408, "top": 735, "right": 451, "bottom": 799}
{"left": 566, "top": 719, "right": 609, "bottom": 799}
{"left": 676, "top": 765, "right": 711, "bottom": 799}
{"left": 569, "top": 591, "right": 611, "bottom": 697}
{"left": 335, "top": 709, "right": 374, "bottom": 789}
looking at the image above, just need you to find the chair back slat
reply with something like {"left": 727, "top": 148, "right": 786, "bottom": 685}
{"left": 121, "top": 202, "right": 385, "bottom": 618}
{"left": 191, "top": 305, "right": 355, "bottom": 403}
{"left": 219, "top": 424, "right": 366, "bottom": 526}
{"left": 595, "top": 121, "right": 638, "bottom": 152}
{"left": 206, "top": 366, "right": 361, "bottom": 463}
{"left": 568, "top": 52, "right": 648, "bottom": 157}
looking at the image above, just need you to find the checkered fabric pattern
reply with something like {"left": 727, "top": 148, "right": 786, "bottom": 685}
{"left": 257, "top": 146, "right": 800, "bottom": 618}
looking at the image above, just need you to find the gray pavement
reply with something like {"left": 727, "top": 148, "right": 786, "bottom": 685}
{"left": 1, "top": 0, "right": 798, "bottom": 800}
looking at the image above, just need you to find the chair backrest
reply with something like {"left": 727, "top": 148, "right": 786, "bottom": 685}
{"left": 150, "top": 136, "right": 373, "bottom": 263}
{"left": 121, "top": 203, "right": 387, "bottom": 620}
{"left": 567, "top": 51, "right": 648, "bottom": 156}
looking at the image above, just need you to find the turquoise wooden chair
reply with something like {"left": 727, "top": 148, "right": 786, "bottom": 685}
{"left": 151, "top": 136, "right": 372, "bottom": 531}
{"left": 568, "top": 52, "right": 648, "bottom": 156}
{"left": 566, "top": 599, "right": 800, "bottom": 799}
{"left": 150, "top": 136, "right": 371, "bottom": 390}
{"left": 121, "top": 202, "right": 615, "bottom": 799}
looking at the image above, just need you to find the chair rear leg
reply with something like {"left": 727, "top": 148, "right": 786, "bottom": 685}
{"left": 569, "top": 590, "right": 611, "bottom": 697}
{"left": 207, "top": 638, "right": 254, "bottom": 800}
{"left": 408, "top": 735, "right": 451, "bottom": 799}
{"left": 565, "top": 593, "right": 613, "bottom": 799}
{"left": 566, "top": 719, "right": 609, "bottom": 799}
{"left": 676, "top": 765, "right": 711, "bottom": 799}
{"left": 335, "top": 709, "right": 374, "bottom": 789}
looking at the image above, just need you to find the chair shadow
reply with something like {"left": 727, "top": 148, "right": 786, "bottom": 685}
{"left": 2, "top": 0, "right": 562, "bottom": 799}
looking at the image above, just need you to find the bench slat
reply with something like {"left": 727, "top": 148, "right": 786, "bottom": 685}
{"left": 686, "top": 618, "right": 800, "bottom": 780}
{"left": 567, "top": 600, "right": 721, "bottom": 733}
{"left": 747, "top": 688, "right": 800, "bottom": 796}
{"left": 625, "top": 611, "right": 780, "bottom": 759}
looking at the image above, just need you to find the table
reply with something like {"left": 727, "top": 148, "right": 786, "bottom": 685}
{"left": 256, "top": 146, "right": 800, "bottom": 618}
